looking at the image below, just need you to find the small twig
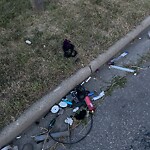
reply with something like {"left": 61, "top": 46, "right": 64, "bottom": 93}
{"left": 68, "top": 124, "right": 71, "bottom": 149}
{"left": 31, "top": 127, "right": 48, "bottom": 138}
{"left": 78, "top": 120, "right": 91, "bottom": 135}
{"left": 131, "top": 65, "right": 150, "bottom": 70}
{"left": 60, "top": 143, "right": 66, "bottom": 149}
{"left": 48, "top": 139, "right": 66, "bottom": 150}
{"left": 49, "top": 142, "right": 59, "bottom": 150}
{"left": 40, "top": 127, "right": 48, "bottom": 132}
{"left": 42, "top": 129, "right": 52, "bottom": 150}
{"left": 71, "top": 121, "right": 81, "bottom": 130}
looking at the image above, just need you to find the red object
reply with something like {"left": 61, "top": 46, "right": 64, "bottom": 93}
{"left": 85, "top": 96, "right": 95, "bottom": 112}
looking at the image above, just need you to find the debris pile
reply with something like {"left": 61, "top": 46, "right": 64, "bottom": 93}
{"left": 108, "top": 51, "right": 137, "bottom": 75}
{"left": 3, "top": 36, "right": 148, "bottom": 150}
{"left": 29, "top": 84, "right": 99, "bottom": 149}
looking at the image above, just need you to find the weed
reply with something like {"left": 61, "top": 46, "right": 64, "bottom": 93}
{"left": 106, "top": 76, "right": 127, "bottom": 96}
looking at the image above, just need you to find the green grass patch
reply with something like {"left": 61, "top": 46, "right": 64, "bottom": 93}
{"left": 0, "top": 0, "right": 31, "bottom": 27}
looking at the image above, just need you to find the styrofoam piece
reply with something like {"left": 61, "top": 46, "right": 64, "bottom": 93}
{"left": 16, "top": 136, "right": 21, "bottom": 139}
{"left": 65, "top": 117, "right": 73, "bottom": 126}
{"left": 51, "top": 105, "right": 59, "bottom": 113}
{"left": 73, "top": 107, "right": 79, "bottom": 112}
{"left": 1, "top": 146, "right": 12, "bottom": 150}
{"left": 59, "top": 101, "right": 67, "bottom": 108}
{"left": 25, "top": 40, "right": 32, "bottom": 45}
{"left": 109, "top": 65, "right": 136, "bottom": 73}
{"left": 93, "top": 91, "right": 105, "bottom": 101}
{"left": 12, "top": 146, "right": 18, "bottom": 150}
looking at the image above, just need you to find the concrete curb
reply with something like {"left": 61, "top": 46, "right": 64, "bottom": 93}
{"left": 0, "top": 16, "right": 150, "bottom": 148}
{"left": 89, "top": 16, "right": 150, "bottom": 72}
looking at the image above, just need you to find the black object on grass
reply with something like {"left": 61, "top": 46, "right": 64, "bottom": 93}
{"left": 63, "top": 39, "right": 77, "bottom": 58}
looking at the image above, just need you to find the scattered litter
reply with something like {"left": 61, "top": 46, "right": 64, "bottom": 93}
{"left": 85, "top": 77, "right": 91, "bottom": 83}
{"left": 109, "top": 52, "right": 128, "bottom": 65}
{"left": 88, "top": 92, "right": 94, "bottom": 96}
{"left": 148, "top": 31, "right": 150, "bottom": 38}
{"left": 16, "top": 135, "right": 21, "bottom": 139}
{"left": 33, "top": 134, "right": 47, "bottom": 144}
{"left": 48, "top": 117, "right": 57, "bottom": 129}
{"left": 50, "top": 130, "right": 70, "bottom": 138}
{"left": 43, "top": 45, "right": 46, "bottom": 48}
{"left": 85, "top": 96, "right": 95, "bottom": 113}
{"left": 16, "top": 85, "right": 96, "bottom": 146}
{"left": 1, "top": 146, "right": 18, "bottom": 150}
{"left": 109, "top": 65, "right": 136, "bottom": 73}
{"left": 86, "top": 110, "right": 90, "bottom": 118}
{"left": 93, "top": 91, "right": 105, "bottom": 101}
{"left": 73, "top": 107, "right": 79, "bottom": 113}
{"left": 59, "top": 101, "right": 67, "bottom": 108}
{"left": 33, "top": 117, "right": 57, "bottom": 143}
{"left": 81, "top": 82, "right": 85, "bottom": 85}
{"left": 74, "top": 110, "right": 87, "bottom": 120}
{"left": 25, "top": 40, "right": 32, "bottom": 45}
{"left": 81, "top": 77, "right": 92, "bottom": 85}
{"left": 51, "top": 105, "right": 59, "bottom": 113}
{"left": 81, "top": 77, "right": 91, "bottom": 85}
{"left": 139, "top": 37, "right": 142, "bottom": 40}
{"left": 76, "top": 85, "right": 86, "bottom": 101}
{"left": 63, "top": 99, "right": 72, "bottom": 106}
{"left": 65, "top": 117, "right": 73, "bottom": 126}
{"left": 71, "top": 91, "right": 79, "bottom": 103}
{"left": 1, "top": 146, "right": 12, "bottom": 150}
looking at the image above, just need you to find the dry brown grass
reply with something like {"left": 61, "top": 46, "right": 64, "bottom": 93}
{"left": 0, "top": 0, "right": 150, "bottom": 129}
